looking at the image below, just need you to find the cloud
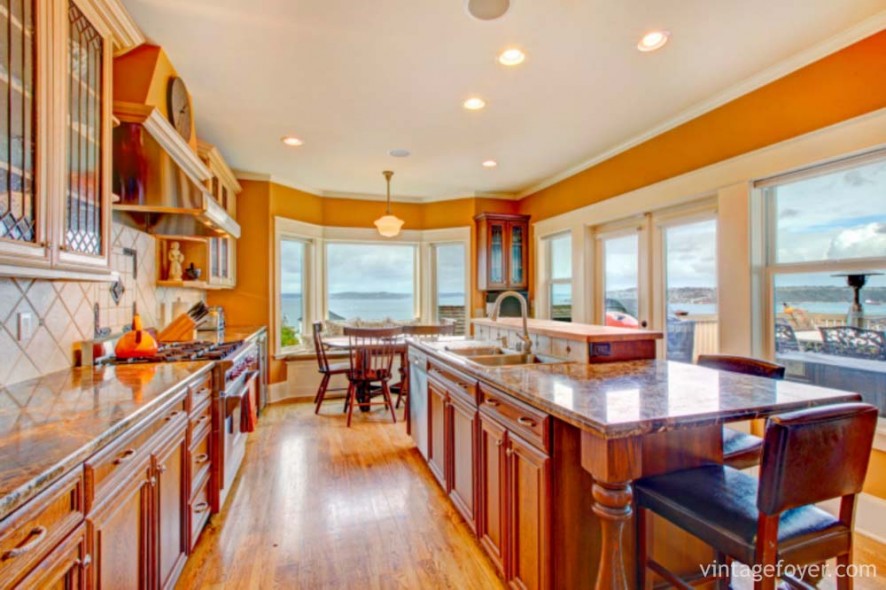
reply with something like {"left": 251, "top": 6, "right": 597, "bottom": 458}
{"left": 826, "top": 223, "right": 886, "bottom": 260}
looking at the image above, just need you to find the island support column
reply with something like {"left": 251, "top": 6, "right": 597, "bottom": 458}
{"left": 581, "top": 432, "right": 642, "bottom": 590}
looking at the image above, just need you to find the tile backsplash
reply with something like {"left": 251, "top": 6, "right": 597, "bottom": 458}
{"left": 0, "top": 223, "right": 204, "bottom": 387}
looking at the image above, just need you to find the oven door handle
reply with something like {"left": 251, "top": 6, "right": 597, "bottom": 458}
{"left": 225, "top": 371, "right": 259, "bottom": 416}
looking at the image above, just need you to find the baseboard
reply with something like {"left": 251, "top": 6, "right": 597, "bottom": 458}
{"left": 819, "top": 493, "right": 886, "bottom": 545}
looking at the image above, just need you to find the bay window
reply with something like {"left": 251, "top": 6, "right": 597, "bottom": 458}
{"left": 277, "top": 237, "right": 309, "bottom": 353}
{"left": 546, "top": 233, "right": 572, "bottom": 321}
{"left": 433, "top": 243, "right": 467, "bottom": 334}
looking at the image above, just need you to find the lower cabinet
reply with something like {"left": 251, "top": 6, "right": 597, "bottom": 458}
{"left": 14, "top": 523, "right": 90, "bottom": 590}
{"left": 153, "top": 421, "right": 189, "bottom": 590}
{"left": 478, "top": 414, "right": 507, "bottom": 575}
{"left": 427, "top": 380, "right": 448, "bottom": 488}
{"left": 506, "top": 432, "right": 551, "bottom": 590}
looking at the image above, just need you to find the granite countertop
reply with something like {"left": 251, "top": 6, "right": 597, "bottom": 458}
{"left": 0, "top": 362, "right": 213, "bottom": 521}
{"left": 416, "top": 340, "right": 861, "bottom": 438}
{"left": 195, "top": 325, "right": 267, "bottom": 345}
{"left": 471, "top": 317, "right": 663, "bottom": 343}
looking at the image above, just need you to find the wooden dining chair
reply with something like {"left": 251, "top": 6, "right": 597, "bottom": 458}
{"left": 393, "top": 323, "right": 458, "bottom": 409}
{"left": 635, "top": 402, "right": 877, "bottom": 590}
{"left": 312, "top": 321, "right": 350, "bottom": 414}
{"left": 697, "top": 354, "right": 786, "bottom": 470}
{"left": 343, "top": 326, "right": 402, "bottom": 427}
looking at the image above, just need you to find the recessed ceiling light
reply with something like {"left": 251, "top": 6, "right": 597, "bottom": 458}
{"left": 498, "top": 48, "right": 525, "bottom": 66}
{"left": 281, "top": 136, "right": 303, "bottom": 147}
{"left": 637, "top": 30, "right": 670, "bottom": 52}
{"left": 389, "top": 149, "right": 411, "bottom": 158}
{"left": 463, "top": 97, "right": 486, "bottom": 111}
{"left": 482, "top": 160, "right": 498, "bottom": 168}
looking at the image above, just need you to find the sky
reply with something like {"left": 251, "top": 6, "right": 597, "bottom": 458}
{"left": 281, "top": 241, "right": 466, "bottom": 295}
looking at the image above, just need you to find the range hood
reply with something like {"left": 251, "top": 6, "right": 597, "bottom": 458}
{"left": 112, "top": 102, "right": 241, "bottom": 239}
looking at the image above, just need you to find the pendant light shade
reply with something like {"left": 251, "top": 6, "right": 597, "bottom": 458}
{"left": 374, "top": 170, "right": 404, "bottom": 237}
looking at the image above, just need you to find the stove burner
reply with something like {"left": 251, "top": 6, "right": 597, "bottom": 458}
{"left": 102, "top": 340, "right": 245, "bottom": 365}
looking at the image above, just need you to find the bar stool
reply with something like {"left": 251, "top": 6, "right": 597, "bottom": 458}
{"left": 635, "top": 402, "right": 878, "bottom": 590}
{"left": 312, "top": 321, "right": 350, "bottom": 414}
{"left": 697, "top": 354, "right": 786, "bottom": 469}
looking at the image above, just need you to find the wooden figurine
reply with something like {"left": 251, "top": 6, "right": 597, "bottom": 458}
{"left": 168, "top": 241, "right": 185, "bottom": 281}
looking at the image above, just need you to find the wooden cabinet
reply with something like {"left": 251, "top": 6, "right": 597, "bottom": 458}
{"left": 475, "top": 213, "right": 530, "bottom": 291}
{"left": 199, "top": 141, "right": 241, "bottom": 289}
{"left": 14, "top": 523, "right": 90, "bottom": 590}
{"left": 152, "top": 420, "right": 189, "bottom": 590}
{"left": 156, "top": 234, "right": 235, "bottom": 290}
{"left": 427, "top": 378, "right": 448, "bottom": 488}
{"left": 448, "top": 391, "right": 478, "bottom": 533}
{"left": 0, "top": 0, "right": 141, "bottom": 279}
{"left": 479, "top": 394, "right": 551, "bottom": 590}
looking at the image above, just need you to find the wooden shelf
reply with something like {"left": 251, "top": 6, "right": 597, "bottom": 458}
{"left": 156, "top": 279, "right": 221, "bottom": 290}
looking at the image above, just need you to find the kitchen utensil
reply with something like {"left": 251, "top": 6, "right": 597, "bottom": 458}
{"left": 115, "top": 313, "right": 159, "bottom": 359}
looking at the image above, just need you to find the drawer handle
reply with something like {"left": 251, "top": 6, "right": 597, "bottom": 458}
{"left": 4, "top": 526, "right": 48, "bottom": 559}
{"left": 195, "top": 415, "right": 210, "bottom": 424}
{"left": 517, "top": 416, "right": 537, "bottom": 428}
{"left": 165, "top": 410, "right": 183, "bottom": 422}
{"left": 113, "top": 448, "right": 137, "bottom": 465}
{"left": 193, "top": 501, "right": 209, "bottom": 514}
{"left": 485, "top": 399, "right": 500, "bottom": 408}
{"left": 195, "top": 453, "right": 210, "bottom": 464}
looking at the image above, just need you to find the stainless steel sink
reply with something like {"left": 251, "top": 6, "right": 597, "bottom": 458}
{"left": 446, "top": 346, "right": 508, "bottom": 357}
{"left": 464, "top": 352, "right": 564, "bottom": 367}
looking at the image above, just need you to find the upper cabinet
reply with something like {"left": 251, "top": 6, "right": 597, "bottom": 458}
{"left": 0, "top": 0, "right": 143, "bottom": 279}
{"left": 475, "top": 213, "right": 530, "bottom": 291}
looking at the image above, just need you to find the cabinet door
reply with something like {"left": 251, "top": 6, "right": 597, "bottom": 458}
{"left": 89, "top": 456, "right": 152, "bottom": 590}
{"left": 427, "top": 380, "right": 448, "bottom": 489}
{"left": 448, "top": 393, "right": 477, "bottom": 532}
{"left": 507, "top": 221, "right": 528, "bottom": 289}
{"left": 58, "top": 0, "right": 111, "bottom": 271}
{"left": 15, "top": 524, "right": 89, "bottom": 590}
{"left": 0, "top": 0, "right": 51, "bottom": 267}
{"left": 478, "top": 413, "right": 507, "bottom": 575}
{"left": 153, "top": 423, "right": 188, "bottom": 590}
{"left": 507, "top": 434, "right": 551, "bottom": 590}
{"left": 487, "top": 219, "right": 508, "bottom": 290}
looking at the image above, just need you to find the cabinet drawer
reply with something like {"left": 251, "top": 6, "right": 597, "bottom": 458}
{"left": 85, "top": 395, "right": 187, "bottom": 509}
{"left": 428, "top": 361, "right": 477, "bottom": 406}
{"left": 189, "top": 396, "right": 213, "bottom": 437}
{"left": 479, "top": 386, "right": 550, "bottom": 453}
{"left": 0, "top": 469, "right": 84, "bottom": 587}
{"left": 189, "top": 376, "right": 213, "bottom": 412}
{"left": 189, "top": 474, "right": 212, "bottom": 552}
{"left": 189, "top": 428, "right": 212, "bottom": 497}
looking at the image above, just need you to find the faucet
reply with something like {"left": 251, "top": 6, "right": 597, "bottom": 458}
{"left": 490, "top": 291, "right": 532, "bottom": 354}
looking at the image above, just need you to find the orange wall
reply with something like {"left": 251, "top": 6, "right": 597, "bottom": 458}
{"left": 518, "top": 31, "right": 886, "bottom": 222}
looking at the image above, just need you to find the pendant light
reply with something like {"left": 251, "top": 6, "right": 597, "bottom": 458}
{"left": 374, "top": 170, "right": 405, "bottom": 237}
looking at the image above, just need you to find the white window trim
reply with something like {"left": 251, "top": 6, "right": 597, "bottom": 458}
{"left": 538, "top": 232, "right": 572, "bottom": 320}
{"left": 592, "top": 216, "right": 652, "bottom": 327}
{"left": 272, "top": 217, "right": 470, "bottom": 357}
{"left": 426, "top": 237, "right": 471, "bottom": 329}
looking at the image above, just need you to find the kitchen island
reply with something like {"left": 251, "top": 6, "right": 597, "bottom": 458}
{"left": 408, "top": 338, "right": 862, "bottom": 589}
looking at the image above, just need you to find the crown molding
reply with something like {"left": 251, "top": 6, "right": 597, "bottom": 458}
{"left": 198, "top": 141, "right": 243, "bottom": 193}
{"left": 516, "top": 10, "right": 886, "bottom": 199}
{"left": 80, "top": 0, "right": 146, "bottom": 53}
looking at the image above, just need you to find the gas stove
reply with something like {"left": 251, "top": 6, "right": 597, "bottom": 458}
{"left": 98, "top": 340, "right": 246, "bottom": 365}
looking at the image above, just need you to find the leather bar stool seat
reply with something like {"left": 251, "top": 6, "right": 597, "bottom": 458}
{"left": 637, "top": 465, "right": 849, "bottom": 566}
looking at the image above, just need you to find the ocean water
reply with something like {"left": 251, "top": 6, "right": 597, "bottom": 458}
{"left": 281, "top": 293, "right": 465, "bottom": 325}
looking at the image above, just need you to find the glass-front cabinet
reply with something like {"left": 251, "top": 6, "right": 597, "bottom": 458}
{"left": 199, "top": 141, "right": 240, "bottom": 288}
{"left": 0, "top": 0, "right": 140, "bottom": 277}
{"left": 475, "top": 213, "right": 530, "bottom": 291}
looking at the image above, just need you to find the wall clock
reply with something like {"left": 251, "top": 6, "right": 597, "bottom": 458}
{"left": 167, "top": 77, "right": 192, "bottom": 141}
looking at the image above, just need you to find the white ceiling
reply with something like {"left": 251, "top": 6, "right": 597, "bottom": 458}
{"left": 121, "top": 0, "right": 886, "bottom": 202}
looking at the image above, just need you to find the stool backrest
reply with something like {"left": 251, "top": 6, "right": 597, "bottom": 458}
{"left": 402, "top": 323, "right": 456, "bottom": 340}
{"left": 757, "top": 402, "right": 878, "bottom": 515}
{"left": 343, "top": 326, "right": 402, "bottom": 381}
{"left": 697, "top": 354, "right": 786, "bottom": 380}
{"left": 313, "top": 321, "right": 331, "bottom": 373}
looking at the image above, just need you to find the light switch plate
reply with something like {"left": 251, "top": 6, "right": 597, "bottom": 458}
{"left": 17, "top": 312, "right": 33, "bottom": 342}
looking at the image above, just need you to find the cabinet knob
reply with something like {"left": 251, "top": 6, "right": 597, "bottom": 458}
{"left": 505, "top": 448, "right": 513, "bottom": 457}
{"left": 157, "top": 464, "right": 167, "bottom": 474}
{"left": 148, "top": 476, "right": 157, "bottom": 487}
{"left": 495, "top": 438, "right": 503, "bottom": 447}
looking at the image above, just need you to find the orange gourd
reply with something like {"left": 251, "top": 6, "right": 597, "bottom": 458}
{"left": 115, "top": 314, "right": 159, "bottom": 359}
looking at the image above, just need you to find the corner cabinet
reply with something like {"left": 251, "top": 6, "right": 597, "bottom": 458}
{"left": 475, "top": 213, "right": 530, "bottom": 291}
{"left": 199, "top": 141, "right": 240, "bottom": 289}
{"left": 0, "top": 0, "right": 142, "bottom": 279}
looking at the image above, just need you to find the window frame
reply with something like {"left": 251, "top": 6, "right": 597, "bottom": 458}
{"left": 543, "top": 232, "right": 573, "bottom": 320}
{"left": 428, "top": 239, "right": 470, "bottom": 333}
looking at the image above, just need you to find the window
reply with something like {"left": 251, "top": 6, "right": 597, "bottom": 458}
{"left": 434, "top": 243, "right": 467, "bottom": 334}
{"left": 325, "top": 243, "right": 417, "bottom": 321}
{"left": 760, "top": 152, "right": 886, "bottom": 419}
{"left": 662, "top": 219, "right": 718, "bottom": 363}
{"left": 279, "top": 238, "right": 308, "bottom": 350}
{"left": 546, "top": 234, "right": 572, "bottom": 321}
{"left": 601, "top": 233, "right": 641, "bottom": 323}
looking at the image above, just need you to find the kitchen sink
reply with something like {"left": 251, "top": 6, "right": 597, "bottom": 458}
{"left": 445, "top": 346, "right": 509, "bottom": 357}
{"left": 464, "top": 352, "right": 566, "bottom": 367}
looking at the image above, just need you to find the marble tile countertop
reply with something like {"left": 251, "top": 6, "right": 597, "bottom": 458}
{"left": 471, "top": 317, "right": 663, "bottom": 343}
{"left": 415, "top": 340, "right": 861, "bottom": 438}
{"left": 0, "top": 362, "right": 213, "bottom": 521}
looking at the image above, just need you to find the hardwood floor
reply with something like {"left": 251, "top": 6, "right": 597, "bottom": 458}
{"left": 177, "top": 401, "right": 504, "bottom": 589}
{"left": 177, "top": 401, "right": 886, "bottom": 589}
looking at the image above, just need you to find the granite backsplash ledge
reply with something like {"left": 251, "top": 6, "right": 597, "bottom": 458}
{"left": 0, "top": 223, "right": 205, "bottom": 387}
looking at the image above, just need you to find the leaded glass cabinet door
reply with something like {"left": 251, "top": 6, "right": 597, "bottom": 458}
{"left": 0, "top": 0, "right": 50, "bottom": 266}
{"left": 508, "top": 221, "right": 527, "bottom": 289}
{"left": 57, "top": 0, "right": 110, "bottom": 271}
